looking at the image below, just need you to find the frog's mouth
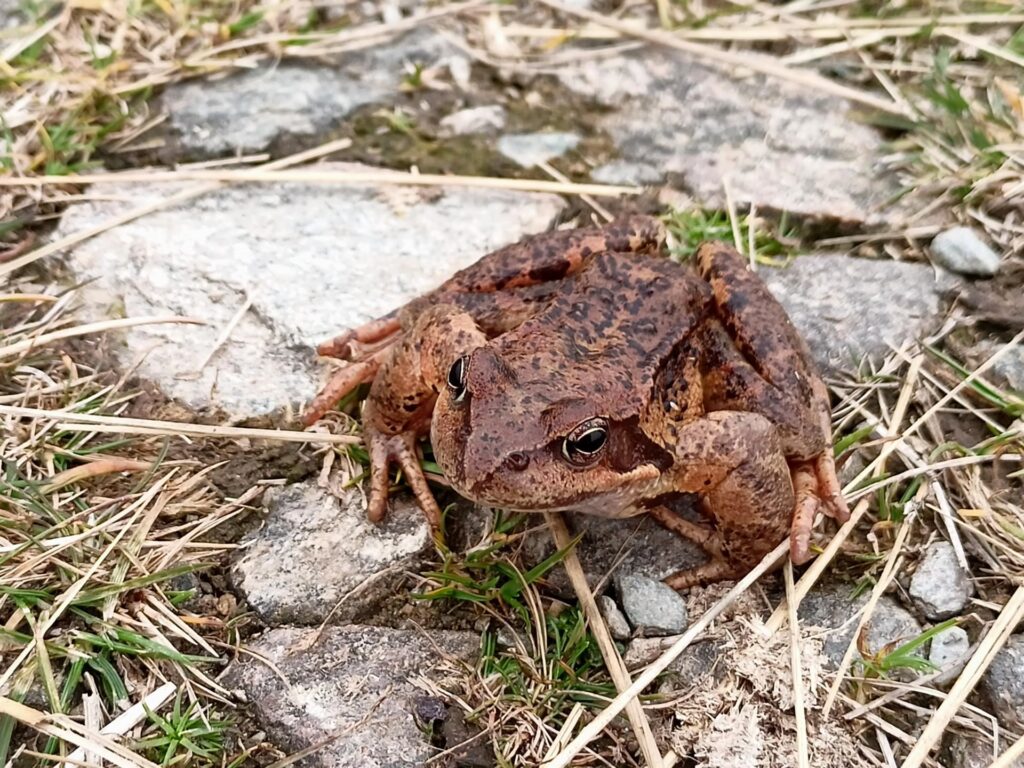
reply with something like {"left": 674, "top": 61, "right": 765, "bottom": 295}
{"left": 449, "top": 462, "right": 663, "bottom": 516}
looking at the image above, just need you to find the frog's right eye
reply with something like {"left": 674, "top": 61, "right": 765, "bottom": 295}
{"left": 447, "top": 355, "right": 469, "bottom": 403}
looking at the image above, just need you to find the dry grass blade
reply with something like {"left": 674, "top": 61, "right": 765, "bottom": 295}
{"left": 3, "top": 168, "right": 641, "bottom": 198}
{"left": 0, "top": 404, "right": 359, "bottom": 444}
{"left": 535, "top": 0, "right": 906, "bottom": 115}
{"left": 0, "top": 697, "right": 158, "bottom": 768}
{"left": 822, "top": 516, "right": 913, "bottom": 716}
{"left": 542, "top": 539, "right": 789, "bottom": 768}
{"left": 1, "top": 137, "right": 354, "bottom": 279}
{"left": 785, "top": 560, "right": 810, "bottom": 768}
{"left": 0, "top": 316, "right": 204, "bottom": 358}
{"left": 990, "top": 733, "right": 1024, "bottom": 768}
{"left": 763, "top": 498, "right": 870, "bottom": 635}
{"left": 543, "top": 512, "right": 663, "bottom": 768}
{"left": 901, "top": 586, "right": 1024, "bottom": 768}
{"left": 60, "top": 683, "right": 177, "bottom": 768}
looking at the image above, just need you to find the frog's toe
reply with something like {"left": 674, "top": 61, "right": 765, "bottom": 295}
{"left": 790, "top": 463, "right": 820, "bottom": 565}
{"left": 814, "top": 450, "right": 850, "bottom": 523}
{"left": 365, "top": 429, "right": 442, "bottom": 529}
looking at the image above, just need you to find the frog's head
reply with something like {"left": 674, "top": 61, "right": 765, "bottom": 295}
{"left": 430, "top": 345, "right": 672, "bottom": 513}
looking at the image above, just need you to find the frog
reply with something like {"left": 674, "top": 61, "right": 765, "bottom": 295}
{"left": 304, "top": 216, "right": 849, "bottom": 588}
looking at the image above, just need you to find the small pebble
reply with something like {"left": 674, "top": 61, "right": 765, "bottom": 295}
{"left": 929, "top": 625, "right": 970, "bottom": 670}
{"left": 597, "top": 595, "right": 631, "bottom": 641}
{"left": 929, "top": 227, "right": 1001, "bottom": 277}
{"left": 909, "top": 541, "right": 972, "bottom": 621}
{"left": 614, "top": 572, "right": 688, "bottom": 637}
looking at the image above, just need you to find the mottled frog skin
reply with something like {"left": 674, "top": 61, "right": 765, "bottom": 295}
{"left": 305, "top": 217, "right": 849, "bottom": 588}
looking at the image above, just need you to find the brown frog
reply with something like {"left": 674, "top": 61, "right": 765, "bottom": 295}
{"left": 304, "top": 217, "right": 849, "bottom": 588}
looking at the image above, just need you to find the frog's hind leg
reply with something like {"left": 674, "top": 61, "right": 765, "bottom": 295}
{"left": 696, "top": 242, "right": 849, "bottom": 528}
{"left": 646, "top": 505, "right": 742, "bottom": 589}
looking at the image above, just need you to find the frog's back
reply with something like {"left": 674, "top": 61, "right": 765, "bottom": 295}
{"left": 492, "top": 251, "right": 710, "bottom": 409}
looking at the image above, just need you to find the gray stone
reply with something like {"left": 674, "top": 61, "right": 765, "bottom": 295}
{"left": 597, "top": 595, "right": 631, "bottom": 640}
{"left": 439, "top": 105, "right": 507, "bottom": 135}
{"left": 909, "top": 541, "right": 973, "bottom": 621}
{"left": 591, "top": 161, "right": 664, "bottom": 186}
{"left": 944, "top": 733, "right": 1023, "bottom": 768}
{"left": 59, "top": 163, "right": 563, "bottom": 417}
{"left": 232, "top": 482, "right": 432, "bottom": 625}
{"left": 497, "top": 132, "right": 580, "bottom": 167}
{"left": 158, "top": 29, "right": 457, "bottom": 159}
{"left": 558, "top": 49, "right": 901, "bottom": 226}
{"left": 799, "top": 580, "right": 923, "bottom": 668}
{"left": 224, "top": 625, "right": 478, "bottom": 767}
{"left": 0, "top": 0, "right": 26, "bottom": 29}
{"left": 763, "top": 254, "right": 942, "bottom": 373}
{"left": 980, "top": 634, "right": 1024, "bottom": 729}
{"left": 930, "top": 227, "right": 1002, "bottom": 277}
{"left": 623, "top": 636, "right": 722, "bottom": 684}
{"left": 614, "top": 572, "right": 688, "bottom": 637}
{"left": 928, "top": 625, "right": 970, "bottom": 670}
{"left": 994, "top": 348, "right": 1024, "bottom": 393}
{"left": 522, "top": 508, "right": 707, "bottom": 597}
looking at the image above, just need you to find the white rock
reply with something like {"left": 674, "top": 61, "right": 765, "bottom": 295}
{"left": 232, "top": 482, "right": 432, "bottom": 625}
{"left": 159, "top": 29, "right": 456, "bottom": 159}
{"left": 558, "top": 49, "right": 905, "bottom": 226}
{"left": 439, "top": 105, "right": 507, "bottom": 136}
{"left": 909, "top": 541, "right": 973, "bottom": 621}
{"left": 225, "top": 625, "right": 479, "bottom": 767}
{"left": 930, "top": 227, "right": 1001, "bottom": 277}
{"left": 497, "top": 132, "right": 580, "bottom": 167}
{"left": 60, "top": 163, "right": 563, "bottom": 417}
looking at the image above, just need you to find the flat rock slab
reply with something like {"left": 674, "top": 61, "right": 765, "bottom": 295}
{"left": 763, "top": 254, "right": 942, "bottom": 373}
{"left": 559, "top": 50, "right": 901, "bottom": 227}
{"left": 225, "top": 625, "right": 479, "bottom": 768}
{"left": 59, "top": 165, "right": 563, "bottom": 417}
{"left": 232, "top": 481, "right": 433, "bottom": 625}
{"left": 157, "top": 30, "right": 457, "bottom": 160}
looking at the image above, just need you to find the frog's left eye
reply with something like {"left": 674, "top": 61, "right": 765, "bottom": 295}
{"left": 447, "top": 355, "right": 469, "bottom": 403}
{"left": 563, "top": 418, "right": 609, "bottom": 464}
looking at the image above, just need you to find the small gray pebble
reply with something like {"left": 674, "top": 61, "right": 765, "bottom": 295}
{"left": 614, "top": 572, "right": 688, "bottom": 637}
{"left": 597, "top": 595, "right": 632, "bottom": 641}
{"left": 930, "top": 227, "right": 1001, "bottom": 277}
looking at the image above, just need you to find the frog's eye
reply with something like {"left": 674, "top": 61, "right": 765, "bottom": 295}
{"left": 563, "top": 418, "right": 608, "bottom": 464}
{"left": 447, "top": 355, "right": 469, "bottom": 403}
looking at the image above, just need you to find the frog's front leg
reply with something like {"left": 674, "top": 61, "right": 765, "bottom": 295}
{"left": 361, "top": 305, "right": 486, "bottom": 527}
{"left": 652, "top": 411, "right": 794, "bottom": 590}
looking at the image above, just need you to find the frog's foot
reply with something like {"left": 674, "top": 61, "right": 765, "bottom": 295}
{"left": 665, "top": 559, "right": 741, "bottom": 591}
{"left": 317, "top": 316, "right": 402, "bottom": 360}
{"left": 366, "top": 428, "right": 442, "bottom": 529}
{"left": 647, "top": 506, "right": 740, "bottom": 590}
{"left": 789, "top": 455, "right": 849, "bottom": 565}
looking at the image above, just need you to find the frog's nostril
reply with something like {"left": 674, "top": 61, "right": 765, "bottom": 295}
{"left": 506, "top": 452, "right": 530, "bottom": 472}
